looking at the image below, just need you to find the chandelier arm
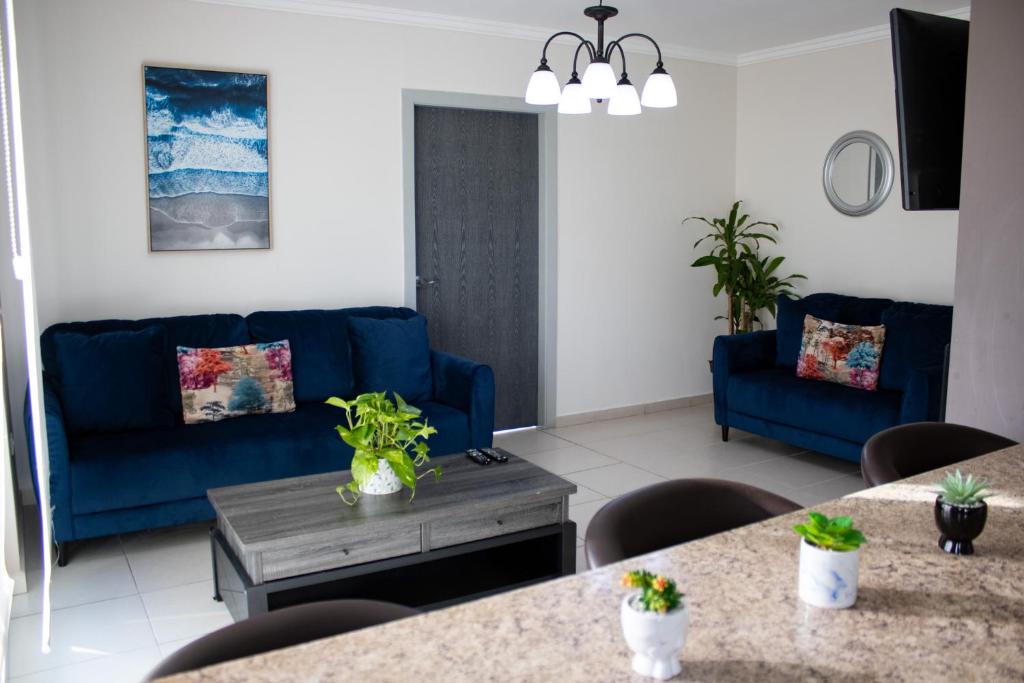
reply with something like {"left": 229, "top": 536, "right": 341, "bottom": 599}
{"left": 570, "top": 39, "right": 592, "bottom": 75}
{"left": 539, "top": 31, "right": 595, "bottom": 65}
{"left": 606, "top": 40, "right": 627, "bottom": 77}
{"left": 610, "top": 32, "right": 665, "bottom": 66}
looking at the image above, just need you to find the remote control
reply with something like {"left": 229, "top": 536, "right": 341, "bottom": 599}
{"left": 482, "top": 448, "right": 508, "bottom": 463}
{"left": 466, "top": 449, "right": 490, "bottom": 465}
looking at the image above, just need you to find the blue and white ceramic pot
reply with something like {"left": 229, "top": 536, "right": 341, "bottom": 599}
{"left": 797, "top": 539, "right": 859, "bottom": 609}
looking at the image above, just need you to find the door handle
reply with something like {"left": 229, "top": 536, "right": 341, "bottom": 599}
{"left": 416, "top": 276, "right": 440, "bottom": 289}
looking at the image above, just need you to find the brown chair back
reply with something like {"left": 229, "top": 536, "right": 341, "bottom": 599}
{"left": 146, "top": 599, "right": 418, "bottom": 680}
{"left": 584, "top": 478, "right": 801, "bottom": 569}
{"left": 861, "top": 422, "right": 1016, "bottom": 487}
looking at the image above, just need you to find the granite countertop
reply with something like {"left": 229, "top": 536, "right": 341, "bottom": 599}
{"left": 162, "top": 445, "right": 1024, "bottom": 682}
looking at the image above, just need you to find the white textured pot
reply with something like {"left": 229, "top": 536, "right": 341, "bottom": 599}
{"left": 620, "top": 594, "right": 689, "bottom": 680}
{"left": 798, "top": 539, "right": 859, "bottom": 609}
{"left": 359, "top": 458, "right": 403, "bottom": 495}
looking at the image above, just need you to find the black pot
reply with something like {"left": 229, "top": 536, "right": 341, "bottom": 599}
{"left": 934, "top": 498, "right": 988, "bottom": 555}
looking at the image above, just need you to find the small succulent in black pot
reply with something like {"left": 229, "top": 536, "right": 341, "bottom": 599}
{"left": 934, "top": 470, "right": 992, "bottom": 555}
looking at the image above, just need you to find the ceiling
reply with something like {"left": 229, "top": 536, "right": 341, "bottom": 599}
{"left": 197, "top": 0, "right": 969, "bottom": 63}
{"left": 322, "top": 1, "right": 964, "bottom": 54}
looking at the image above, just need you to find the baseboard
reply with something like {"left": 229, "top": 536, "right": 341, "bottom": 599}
{"left": 553, "top": 394, "right": 712, "bottom": 428}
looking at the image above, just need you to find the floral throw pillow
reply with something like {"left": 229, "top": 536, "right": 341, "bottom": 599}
{"left": 796, "top": 315, "right": 886, "bottom": 391}
{"left": 177, "top": 341, "right": 296, "bottom": 424}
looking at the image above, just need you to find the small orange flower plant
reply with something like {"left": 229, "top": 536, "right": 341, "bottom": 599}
{"left": 621, "top": 569, "right": 683, "bottom": 614}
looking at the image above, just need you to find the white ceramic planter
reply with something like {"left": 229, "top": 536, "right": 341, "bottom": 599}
{"left": 620, "top": 594, "right": 689, "bottom": 680}
{"left": 797, "top": 539, "right": 859, "bottom": 608}
{"left": 359, "top": 458, "right": 403, "bottom": 495}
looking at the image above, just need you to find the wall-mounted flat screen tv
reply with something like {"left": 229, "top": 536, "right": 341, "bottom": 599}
{"left": 890, "top": 8, "right": 969, "bottom": 210}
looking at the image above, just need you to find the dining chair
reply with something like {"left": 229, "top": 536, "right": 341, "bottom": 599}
{"left": 145, "top": 599, "right": 419, "bottom": 680}
{"left": 584, "top": 478, "right": 802, "bottom": 569}
{"left": 861, "top": 421, "right": 1016, "bottom": 487}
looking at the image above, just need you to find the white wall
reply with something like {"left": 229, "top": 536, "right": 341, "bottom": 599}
{"left": 12, "top": 0, "right": 736, "bottom": 455}
{"left": 736, "top": 40, "right": 959, "bottom": 306}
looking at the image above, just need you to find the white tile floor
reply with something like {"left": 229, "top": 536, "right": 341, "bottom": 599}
{"left": 9, "top": 402, "right": 864, "bottom": 682}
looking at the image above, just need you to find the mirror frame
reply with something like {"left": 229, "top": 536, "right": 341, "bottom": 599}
{"left": 822, "top": 130, "right": 894, "bottom": 217}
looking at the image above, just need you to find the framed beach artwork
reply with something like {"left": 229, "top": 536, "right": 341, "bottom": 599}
{"left": 143, "top": 65, "right": 271, "bottom": 251}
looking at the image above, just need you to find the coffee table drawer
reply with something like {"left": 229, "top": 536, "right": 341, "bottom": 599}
{"left": 259, "top": 525, "right": 422, "bottom": 581}
{"left": 429, "top": 501, "right": 562, "bottom": 550}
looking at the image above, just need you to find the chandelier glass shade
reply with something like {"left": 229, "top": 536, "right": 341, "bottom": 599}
{"left": 525, "top": 3, "right": 677, "bottom": 116}
{"left": 558, "top": 76, "right": 592, "bottom": 114}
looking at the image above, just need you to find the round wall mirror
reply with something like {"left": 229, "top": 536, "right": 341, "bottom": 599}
{"left": 823, "top": 131, "right": 894, "bottom": 216}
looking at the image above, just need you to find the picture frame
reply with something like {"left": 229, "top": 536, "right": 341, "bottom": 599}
{"left": 142, "top": 64, "right": 272, "bottom": 252}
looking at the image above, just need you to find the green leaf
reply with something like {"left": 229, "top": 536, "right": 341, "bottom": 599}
{"left": 765, "top": 256, "right": 785, "bottom": 275}
{"left": 795, "top": 511, "right": 866, "bottom": 550}
{"left": 691, "top": 255, "right": 720, "bottom": 268}
{"left": 350, "top": 451, "right": 377, "bottom": 487}
{"left": 808, "top": 511, "right": 829, "bottom": 529}
{"left": 325, "top": 396, "right": 349, "bottom": 410}
{"left": 381, "top": 448, "right": 417, "bottom": 489}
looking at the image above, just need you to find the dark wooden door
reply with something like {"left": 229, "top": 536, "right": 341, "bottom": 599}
{"left": 414, "top": 105, "right": 539, "bottom": 430}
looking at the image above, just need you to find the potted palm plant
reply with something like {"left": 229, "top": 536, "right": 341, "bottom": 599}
{"left": 934, "top": 470, "right": 992, "bottom": 555}
{"left": 793, "top": 511, "right": 867, "bottom": 609}
{"left": 685, "top": 200, "right": 804, "bottom": 336}
{"left": 326, "top": 392, "right": 441, "bottom": 505}
{"left": 619, "top": 569, "right": 688, "bottom": 680}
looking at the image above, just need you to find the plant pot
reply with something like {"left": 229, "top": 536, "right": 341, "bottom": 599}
{"left": 935, "top": 498, "right": 987, "bottom": 555}
{"left": 620, "top": 593, "right": 689, "bottom": 680}
{"left": 359, "top": 458, "right": 403, "bottom": 495}
{"left": 797, "top": 539, "right": 859, "bottom": 609}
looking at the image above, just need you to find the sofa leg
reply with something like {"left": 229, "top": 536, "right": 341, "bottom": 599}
{"left": 721, "top": 425, "right": 730, "bottom": 442}
{"left": 56, "top": 542, "right": 68, "bottom": 567}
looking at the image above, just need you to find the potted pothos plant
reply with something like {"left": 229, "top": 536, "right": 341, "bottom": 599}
{"left": 326, "top": 392, "right": 441, "bottom": 505}
{"left": 619, "top": 569, "right": 688, "bottom": 680}
{"left": 685, "top": 200, "right": 805, "bottom": 338}
{"left": 934, "top": 470, "right": 991, "bottom": 555}
{"left": 793, "top": 511, "right": 866, "bottom": 609}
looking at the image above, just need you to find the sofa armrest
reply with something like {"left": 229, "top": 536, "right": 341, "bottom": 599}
{"left": 26, "top": 375, "right": 74, "bottom": 542}
{"left": 712, "top": 331, "right": 777, "bottom": 425}
{"left": 431, "top": 350, "right": 495, "bottom": 448}
{"left": 900, "top": 365, "right": 945, "bottom": 423}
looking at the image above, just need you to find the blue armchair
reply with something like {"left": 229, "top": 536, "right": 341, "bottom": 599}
{"left": 712, "top": 294, "right": 952, "bottom": 463}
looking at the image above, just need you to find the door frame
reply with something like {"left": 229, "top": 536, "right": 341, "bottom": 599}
{"left": 401, "top": 90, "right": 557, "bottom": 428}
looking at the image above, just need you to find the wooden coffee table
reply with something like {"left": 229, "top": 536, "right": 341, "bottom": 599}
{"left": 208, "top": 449, "right": 577, "bottom": 621}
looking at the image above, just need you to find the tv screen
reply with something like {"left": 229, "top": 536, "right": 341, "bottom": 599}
{"left": 890, "top": 8, "right": 969, "bottom": 210}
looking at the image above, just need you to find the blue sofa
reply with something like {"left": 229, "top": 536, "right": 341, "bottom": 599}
{"left": 29, "top": 306, "right": 495, "bottom": 557}
{"left": 713, "top": 293, "right": 952, "bottom": 462}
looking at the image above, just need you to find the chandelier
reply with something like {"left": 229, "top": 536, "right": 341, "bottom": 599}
{"left": 525, "top": 3, "right": 677, "bottom": 115}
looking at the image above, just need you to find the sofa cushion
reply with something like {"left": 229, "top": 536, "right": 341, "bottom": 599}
{"left": 878, "top": 302, "right": 953, "bottom": 391}
{"left": 69, "top": 402, "right": 345, "bottom": 515}
{"left": 246, "top": 307, "right": 417, "bottom": 402}
{"left": 414, "top": 401, "right": 471, "bottom": 457}
{"left": 348, "top": 315, "right": 432, "bottom": 403}
{"left": 775, "top": 294, "right": 893, "bottom": 367}
{"left": 42, "top": 314, "right": 251, "bottom": 423}
{"left": 53, "top": 327, "right": 172, "bottom": 434}
{"left": 727, "top": 367, "right": 902, "bottom": 444}
{"left": 70, "top": 399, "right": 471, "bottom": 515}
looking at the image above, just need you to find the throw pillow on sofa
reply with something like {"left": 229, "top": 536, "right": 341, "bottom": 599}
{"left": 796, "top": 315, "right": 886, "bottom": 391}
{"left": 347, "top": 315, "right": 432, "bottom": 403}
{"left": 177, "top": 340, "right": 296, "bottom": 424}
{"left": 52, "top": 326, "right": 173, "bottom": 433}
